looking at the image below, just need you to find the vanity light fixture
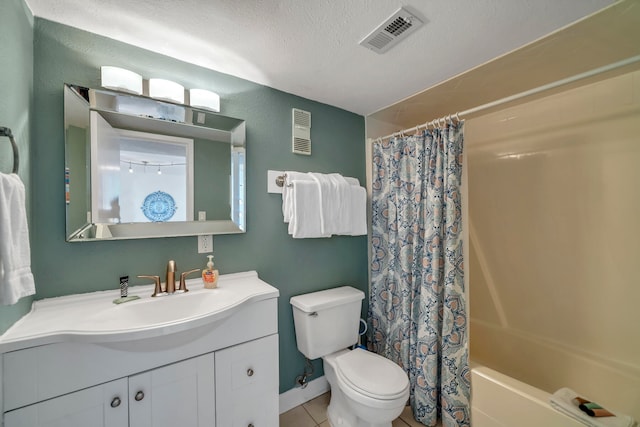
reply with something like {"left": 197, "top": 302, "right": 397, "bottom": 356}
{"left": 101, "top": 66, "right": 143, "bottom": 95}
{"left": 149, "top": 78, "right": 185, "bottom": 104}
{"left": 189, "top": 89, "right": 220, "bottom": 112}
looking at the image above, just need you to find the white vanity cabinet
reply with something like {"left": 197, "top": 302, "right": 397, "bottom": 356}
{"left": 0, "top": 271, "right": 279, "bottom": 427}
{"left": 4, "top": 353, "right": 217, "bottom": 427}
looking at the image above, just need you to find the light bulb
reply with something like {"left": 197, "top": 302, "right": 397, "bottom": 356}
{"left": 128, "top": 162, "right": 133, "bottom": 173}
{"left": 101, "top": 66, "right": 143, "bottom": 95}
{"left": 190, "top": 89, "right": 220, "bottom": 112}
{"left": 149, "top": 78, "right": 185, "bottom": 104}
{"left": 157, "top": 166, "right": 162, "bottom": 175}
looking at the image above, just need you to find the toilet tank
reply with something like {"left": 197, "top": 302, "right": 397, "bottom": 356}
{"left": 290, "top": 286, "right": 365, "bottom": 360}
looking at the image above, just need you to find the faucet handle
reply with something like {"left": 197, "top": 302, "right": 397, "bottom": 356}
{"left": 179, "top": 269, "right": 200, "bottom": 293}
{"left": 137, "top": 275, "right": 164, "bottom": 297}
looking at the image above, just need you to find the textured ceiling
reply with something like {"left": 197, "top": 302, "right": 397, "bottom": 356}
{"left": 24, "top": 0, "right": 614, "bottom": 116}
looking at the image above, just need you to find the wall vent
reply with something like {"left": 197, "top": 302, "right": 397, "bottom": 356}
{"left": 292, "top": 108, "right": 311, "bottom": 155}
{"left": 360, "top": 8, "right": 423, "bottom": 54}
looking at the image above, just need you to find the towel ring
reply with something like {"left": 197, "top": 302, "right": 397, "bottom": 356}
{"left": 0, "top": 127, "right": 19, "bottom": 174}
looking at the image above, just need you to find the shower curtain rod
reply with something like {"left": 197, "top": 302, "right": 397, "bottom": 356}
{"left": 374, "top": 54, "right": 640, "bottom": 142}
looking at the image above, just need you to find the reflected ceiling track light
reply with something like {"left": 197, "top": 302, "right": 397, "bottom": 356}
{"left": 100, "top": 66, "right": 221, "bottom": 113}
{"left": 121, "top": 160, "right": 186, "bottom": 175}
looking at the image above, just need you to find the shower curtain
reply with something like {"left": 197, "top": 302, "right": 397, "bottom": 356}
{"left": 369, "top": 122, "right": 470, "bottom": 427}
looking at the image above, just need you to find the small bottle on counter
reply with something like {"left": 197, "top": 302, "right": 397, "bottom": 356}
{"left": 202, "top": 255, "right": 219, "bottom": 289}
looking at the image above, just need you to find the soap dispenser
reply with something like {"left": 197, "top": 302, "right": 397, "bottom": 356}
{"left": 202, "top": 255, "right": 219, "bottom": 289}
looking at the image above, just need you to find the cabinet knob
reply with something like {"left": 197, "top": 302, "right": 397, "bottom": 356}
{"left": 248, "top": 424, "right": 254, "bottom": 427}
{"left": 110, "top": 397, "right": 121, "bottom": 408}
{"left": 135, "top": 391, "right": 145, "bottom": 401}
{"left": 247, "top": 368, "right": 254, "bottom": 377}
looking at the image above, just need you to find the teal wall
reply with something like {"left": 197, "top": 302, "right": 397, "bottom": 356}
{"left": 0, "top": 0, "right": 34, "bottom": 333}
{"left": 194, "top": 138, "right": 231, "bottom": 220}
{"left": 30, "top": 19, "right": 367, "bottom": 392}
{"left": 66, "top": 125, "right": 90, "bottom": 234}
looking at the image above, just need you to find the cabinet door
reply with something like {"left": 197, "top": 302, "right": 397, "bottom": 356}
{"left": 215, "top": 334, "right": 279, "bottom": 427}
{"left": 4, "top": 378, "right": 127, "bottom": 427}
{"left": 129, "top": 352, "right": 215, "bottom": 427}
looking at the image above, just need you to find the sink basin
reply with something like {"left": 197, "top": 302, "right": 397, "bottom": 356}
{"left": 0, "top": 271, "right": 278, "bottom": 352}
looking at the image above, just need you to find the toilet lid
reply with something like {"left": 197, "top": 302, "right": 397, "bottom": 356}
{"left": 335, "top": 349, "right": 409, "bottom": 400}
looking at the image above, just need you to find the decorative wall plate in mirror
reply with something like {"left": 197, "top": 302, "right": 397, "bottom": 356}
{"left": 64, "top": 84, "right": 246, "bottom": 242}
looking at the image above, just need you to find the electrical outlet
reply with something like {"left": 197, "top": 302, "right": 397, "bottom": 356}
{"left": 198, "top": 235, "right": 213, "bottom": 253}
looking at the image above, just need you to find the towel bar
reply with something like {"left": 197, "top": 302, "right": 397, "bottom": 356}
{"left": 275, "top": 174, "right": 287, "bottom": 187}
{"left": 0, "top": 127, "right": 19, "bottom": 174}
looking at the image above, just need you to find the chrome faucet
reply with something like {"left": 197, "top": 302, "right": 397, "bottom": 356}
{"left": 138, "top": 260, "right": 200, "bottom": 297}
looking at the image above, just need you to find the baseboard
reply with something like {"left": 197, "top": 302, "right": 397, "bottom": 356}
{"left": 279, "top": 375, "right": 330, "bottom": 414}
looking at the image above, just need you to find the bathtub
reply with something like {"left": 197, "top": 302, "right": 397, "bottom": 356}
{"left": 471, "top": 364, "right": 586, "bottom": 427}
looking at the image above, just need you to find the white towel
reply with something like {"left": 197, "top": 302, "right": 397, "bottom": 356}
{"left": 282, "top": 171, "right": 360, "bottom": 225}
{"left": 289, "top": 180, "right": 329, "bottom": 238}
{"left": 549, "top": 388, "right": 636, "bottom": 427}
{"left": 309, "top": 173, "right": 351, "bottom": 235}
{"left": 346, "top": 185, "right": 367, "bottom": 236}
{"left": 0, "top": 173, "right": 36, "bottom": 305}
{"left": 282, "top": 171, "right": 311, "bottom": 223}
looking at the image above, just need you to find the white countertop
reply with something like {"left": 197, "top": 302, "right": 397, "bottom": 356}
{"left": 0, "top": 271, "right": 279, "bottom": 352}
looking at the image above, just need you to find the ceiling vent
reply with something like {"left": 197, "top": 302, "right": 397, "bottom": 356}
{"left": 360, "top": 8, "right": 423, "bottom": 54}
{"left": 292, "top": 108, "right": 311, "bottom": 155}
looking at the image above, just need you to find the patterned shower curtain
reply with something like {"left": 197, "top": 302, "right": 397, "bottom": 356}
{"left": 369, "top": 122, "right": 470, "bottom": 427}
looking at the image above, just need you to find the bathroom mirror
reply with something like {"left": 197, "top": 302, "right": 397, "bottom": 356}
{"left": 64, "top": 84, "right": 245, "bottom": 241}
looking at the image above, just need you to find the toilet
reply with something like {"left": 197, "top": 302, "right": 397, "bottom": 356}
{"left": 290, "top": 286, "right": 410, "bottom": 427}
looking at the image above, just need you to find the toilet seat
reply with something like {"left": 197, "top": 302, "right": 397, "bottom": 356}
{"left": 334, "top": 348, "right": 409, "bottom": 401}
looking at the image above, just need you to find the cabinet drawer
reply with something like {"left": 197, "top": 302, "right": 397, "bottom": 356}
{"left": 216, "top": 334, "right": 279, "bottom": 427}
{"left": 228, "top": 339, "right": 277, "bottom": 391}
{"left": 223, "top": 386, "right": 278, "bottom": 427}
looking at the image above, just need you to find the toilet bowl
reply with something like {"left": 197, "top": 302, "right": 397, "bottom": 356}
{"left": 323, "top": 348, "right": 409, "bottom": 427}
{"left": 290, "top": 286, "right": 410, "bottom": 427}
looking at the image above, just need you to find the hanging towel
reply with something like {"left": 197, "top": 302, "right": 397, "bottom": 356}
{"left": 282, "top": 171, "right": 360, "bottom": 224}
{"left": 281, "top": 171, "right": 365, "bottom": 237}
{"left": 0, "top": 173, "right": 35, "bottom": 305}
{"left": 282, "top": 171, "right": 311, "bottom": 223}
{"left": 288, "top": 180, "right": 329, "bottom": 238}
{"left": 345, "top": 185, "right": 367, "bottom": 236}
{"left": 549, "top": 388, "right": 636, "bottom": 427}
{"left": 309, "top": 172, "right": 351, "bottom": 235}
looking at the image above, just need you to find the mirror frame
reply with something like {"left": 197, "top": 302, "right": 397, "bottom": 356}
{"left": 64, "top": 84, "right": 246, "bottom": 242}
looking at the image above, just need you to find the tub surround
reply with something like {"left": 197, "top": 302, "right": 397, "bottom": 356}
{"left": 467, "top": 69, "right": 640, "bottom": 421}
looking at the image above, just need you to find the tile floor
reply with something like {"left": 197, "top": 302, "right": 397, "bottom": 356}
{"left": 279, "top": 392, "right": 426, "bottom": 427}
